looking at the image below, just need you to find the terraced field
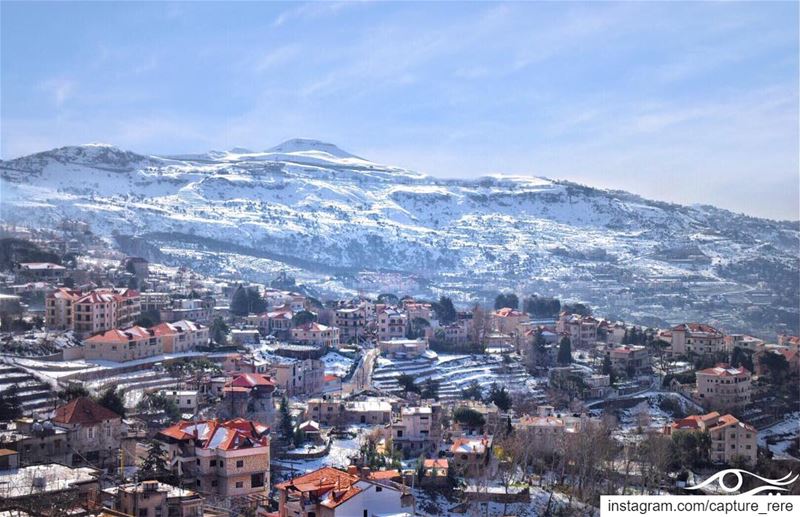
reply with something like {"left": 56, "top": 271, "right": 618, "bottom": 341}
{"left": 371, "top": 353, "right": 547, "bottom": 402}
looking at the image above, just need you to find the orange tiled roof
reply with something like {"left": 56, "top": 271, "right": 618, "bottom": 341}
{"left": 53, "top": 397, "right": 121, "bottom": 425}
{"left": 368, "top": 469, "right": 400, "bottom": 480}
{"left": 225, "top": 373, "right": 276, "bottom": 389}
{"left": 697, "top": 363, "right": 749, "bottom": 377}
{"left": 157, "top": 418, "right": 269, "bottom": 451}
{"left": 274, "top": 466, "right": 358, "bottom": 492}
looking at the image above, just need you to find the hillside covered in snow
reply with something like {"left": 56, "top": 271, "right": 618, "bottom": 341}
{"left": 1, "top": 139, "right": 797, "bottom": 336}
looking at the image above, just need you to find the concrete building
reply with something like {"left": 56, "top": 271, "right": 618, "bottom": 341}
{"left": 83, "top": 325, "right": 162, "bottom": 362}
{"left": 696, "top": 364, "right": 752, "bottom": 412}
{"left": 52, "top": 397, "right": 122, "bottom": 469}
{"left": 376, "top": 306, "right": 408, "bottom": 342}
{"left": 377, "top": 338, "right": 429, "bottom": 358}
{"left": 665, "top": 412, "right": 757, "bottom": 465}
{"left": 105, "top": 480, "right": 204, "bottom": 517}
{"left": 449, "top": 436, "right": 493, "bottom": 477}
{"left": 670, "top": 323, "right": 725, "bottom": 356}
{"left": 156, "top": 419, "right": 271, "bottom": 503}
{"left": 334, "top": 306, "right": 367, "bottom": 342}
{"left": 221, "top": 374, "right": 276, "bottom": 426}
{"left": 271, "top": 357, "right": 325, "bottom": 397}
{"left": 387, "top": 405, "right": 441, "bottom": 457}
{"left": 606, "top": 344, "right": 651, "bottom": 377}
{"left": 275, "top": 466, "right": 412, "bottom": 517}
{"left": 151, "top": 320, "right": 209, "bottom": 353}
{"left": 291, "top": 322, "right": 340, "bottom": 349}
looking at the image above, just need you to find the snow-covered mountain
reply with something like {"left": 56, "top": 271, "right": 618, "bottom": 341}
{"left": 1, "top": 139, "right": 798, "bottom": 335}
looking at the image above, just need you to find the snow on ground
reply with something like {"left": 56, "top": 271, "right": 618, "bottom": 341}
{"left": 321, "top": 351, "right": 356, "bottom": 377}
{"left": 758, "top": 411, "right": 800, "bottom": 459}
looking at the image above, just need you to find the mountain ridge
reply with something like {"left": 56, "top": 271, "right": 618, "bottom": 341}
{"left": 1, "top": 140, "right": 797, "bottom": 336}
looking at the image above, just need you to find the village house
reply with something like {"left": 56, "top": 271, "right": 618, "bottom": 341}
{"left": 449, "top": 435, "right": 493, "bottom": 477}
{"left": 450, "top": 400, "right": 502, "bottom": 435}
{"left": 516, "top": 405, "right": 601, "bottom": 455}
{"left": 387, "top": 405, "right": 441, "bottom": 457}
{"left": 270, "top": 357, "right": 326, "bottom": 396}
{"left": 139, "top": 291, "right": 172, "bottom": 313}
{"left": 104, "top": 480, "right": 204, "bottom": 517}
{"left": 155, "top": 419, "right": 271, "bottom": 503}
{"left": 438, "top": 320, "right": 469, "bottom": 345}
{"left": 83, "top": 325, "right": 163, "bottom": 362}
{"left": 556, "top": 313, "right": 600, "bottom": 349}
{"left": 421, "top": 459, "right": 449, "bottom": 487}
{"left": 491, "top": 307, "right": 529, "bottom": 335}
{"left": 669, "top": 323, "right": 725, "bottom": 356}
{"left": 221, "top": 373, "right": 276, "bottom": 425}
{"left": 403, "top": 300, "right": 434, "bottom": 323}
{"left": 377, "top": 338, "right": 429, "bottom": 358}
{"left": 696, "top": 363, "right": 752, "bottom": 412}
{"left": 160, "top": 298, "right": 213, "bottom": 324}
{"left": 306, "top": 396, "right": 394, "bottom": 426}
{"left": 275, "top": 466, "right": 413, "bottom": 517}
{"left": 0, "top": 418, "right": 72, "bottom": 466}
{"left": 160, "top": 390, "right": 200, "bottom": 414}
{"left": 245, "top": 308, "right": 293, "bottom": 336}
{"left": 665, "top": 412, "right": 757, "bottom": 465}
{"left": 778, "top": 334, "right": 799, "bottom": 352}
{"left": 52, "top": 397, "right": 122, "bottom": 469}
{"left": 724, "top": 334, "right": 766, "bottom": 353}
{"left": 0, "top": 450, "right": 101, "bottom": 514}
{"left": 291, "top": 322, "right": 340, "bottom": 349}
{"left": 151, "top": 319, "right": 208, "bottom": 353}
{"left": 605, "top": 344, "right": 651, "bottom": 377}
{"left": 376, "top": 305, "right": 408, "bottom": 341}
{"left": 16, "top": 262, "right": 67, "bottom": 282}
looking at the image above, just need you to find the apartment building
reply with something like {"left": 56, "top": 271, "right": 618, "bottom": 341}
{"left": 83, "top": 325, "right": 162, "bottom": 362}
{"left": 291, "top": 322, "right": 340, "bottom": 349}
{"left": 334, "top": 306, "right": 366, "bottom": 342}
{"left": 696, "top": 363, "right": 752, "bottom": 411}
{"left": 156, "top": 419, "right": 271, "bottom": 501}
{"left": 377, "top": 338, "right": 429, "bottom": 358}
{"left": 556, "top": 313, "right": 600, "bottom": 348}
{"left": 44, "top": 288, "right": 80, "bottom": 330}
{"left": 306, "top": 396, "right": 393, "bottom": 426}
{"left": 670, "top": 323, "right": 725, "bottom": 356}
{"left": 724, "top": 334, "right": 766, "bottom": 353}
{"left": 72, "top": 288, "right": 141, "bottom": 336}
{"left": 665, "top": 412, "right": 757, "bottom": 465}
{"left": 376, "top": 306, "right": 408, "bottom": 341}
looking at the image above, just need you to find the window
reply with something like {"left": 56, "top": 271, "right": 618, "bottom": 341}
{"left": 210, "top": 460, "right": 216, "bottom": 467}
{"left": 376, "top": 486, "right": 382, "bottom": 492}
{"left": 363, "top": 511, "right": 368, "bottom": 517}
{"left": 138, "top": 510, "right": 148, "bottom": 517}
{"left": 235, "top": 481, "right": 244, "bottom": 488}
{"left": 236, "top": 460, "right": 244, "bottom": 468}
{"left": 251, "top": 472, "right": 265, "bottom": 488}
{"left": 211, "top": 480, "right": 218, "bottom": 487}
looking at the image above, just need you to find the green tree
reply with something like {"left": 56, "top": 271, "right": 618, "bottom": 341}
{"left": 420, "top": 378, "right": 440, "bottom": 400}
{"left": 95, "top": 388, "right": 125, "bottom": 417}
{"left": 0, "top": 385, "right": 22, "bottom": 420}
{"left": 407, "top": 317, "right": 430, "bottom": 339}
{"left": 279, "top": 397, "right": 293, "bottom": 441}
{"left": 461, "top": 381, "right": 483, "bottom": 400}
{"left": 58, "top": 383, "right": 90, "bottom": 402}
{"left": 453, "top": 407, "right": 486, "bottom": 429}
{"left": 433, "top": 296, "right": 457, "bottom": 325}
{"left": 292, "top": 310, "right": 317, "bottom": 327}
{"left": 396, "top": 374, "right": 419, "bottom": 394}
{"left": 557, "top": 336, "right": 572, "bottom": 365}
{"left": 602, "top": 355, "right": 616, "bottom": 385}
{"left": 229, "top": 285, "right": 250, "bottom": 316}
{"left": 488, "top": 383, "right": 512, "bottom": 411}
{"left": 139, "top": 440, "right": 175, "bottom": 484}
{"left": 210, "top": 317, "right": 229, "bottom": 347}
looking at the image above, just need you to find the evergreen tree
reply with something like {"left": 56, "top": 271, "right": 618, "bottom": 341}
{"left": 58, "top": 383, "right": 89, "bottom": 402}
{"left": 139, "top": 440, "right": 175, "bottom": 483}
{"left": 229, "top": 285, "right": 250, "bottom": 316}
{"left": 557, "top": 336, "right": 572, "bottom": 365}
{"left": 210, "top": 317, "right": 229, "bottom": 347}
{"left": 434, "top": 296, "right": 457, "bottom": 324}
{"left": 291, "top": 310, "right": 317, "bottom": 327}
{"left": 488, "top": 383, "right": 512, "bottom": 411}
{"left": 396, "top": 374, "right": 419, "bottom": 394}
{"left": 494, "top": 293, "right": 519, "bottom": 310}
{"left": 420, "top": 378, "right": 440, "bottom": 400}
{"left": 0, "top": 384, "right": 22, "bottom": 420}
{"left": 95, "top": 388, "right": 125, "bottom": 417}
{"left": 461, "top": 381, "right": 483, "bottom": 400}
{"left": 246, "top": 287, "right": 267, "bottom": 313}
{"left": 602, "top": 355, "right": 616, "bottom": 385}
{"left": 279, "top": 397, "right": 293, "bottom": 440}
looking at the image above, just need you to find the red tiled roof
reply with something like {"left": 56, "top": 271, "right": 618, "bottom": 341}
{"left": 53, "top": 397, "right": 121, "bottom": 425}
{"left": 157, "top": 418, "right": 269, "bottom": 451}
{"left": 226, "top": 373, "right": 276, "bottom": 389}
{"left": 274, "top": 466, "right": 358, "bottom": 491}
{"left": 697, "top": 363, "right": 749, "bottom": 377}
{"left": 423, "top": 459, "right": 448, "bottom": 469}
{"left": 672, "top": 322, "right": 722, "bottom": 336}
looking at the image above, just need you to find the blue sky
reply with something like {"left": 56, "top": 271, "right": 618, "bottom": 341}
{"left": 1, "top": 1, "right": 797, "bottom": 220}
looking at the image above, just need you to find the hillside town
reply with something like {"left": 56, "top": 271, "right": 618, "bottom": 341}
{"left": 0, "top": 231, "right": 798, "bottom": 517}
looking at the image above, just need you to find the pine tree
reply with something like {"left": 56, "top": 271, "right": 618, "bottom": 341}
{"left": 96, "top": 388, "right": 125, "bottom": 417}
{"left": 229, "top": 285, "right": 250, "bottom": 316}
{"left": 0, "top": 384, "right": 22, "bottom": 420}
{"left": 210, "top": 317, "right": 229, "bottom": 347}
{"left": 139, "top": 440, "right": 174, "bottom": 483}
{"left": 557, "top": 337, "right": 572, "bottom": 365}
{"left": 279, "top": 397, "right": 293, "bottom": 441}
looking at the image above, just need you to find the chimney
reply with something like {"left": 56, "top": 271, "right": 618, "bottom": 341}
{"left": 360, "top": 466, "right": 371, "bottom": 479}
{"left": 347, "top": 465, "right": 358, "bottom": 476}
